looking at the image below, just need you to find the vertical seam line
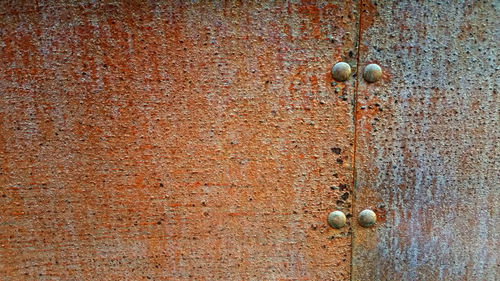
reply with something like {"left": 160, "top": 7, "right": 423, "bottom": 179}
{"left": 350, "top": 0, "right": 364, "bottom": 280}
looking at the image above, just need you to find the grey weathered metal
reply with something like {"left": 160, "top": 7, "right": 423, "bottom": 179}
{"left": 352, "top": 0, "right": 499, "bottom": 280}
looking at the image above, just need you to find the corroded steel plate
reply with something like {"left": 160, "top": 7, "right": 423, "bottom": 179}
{"left": 0, "top": 1, "right": 359, "bottom": 280}
{"left": 352, "top": 1, "right": 499, "bottom": 280}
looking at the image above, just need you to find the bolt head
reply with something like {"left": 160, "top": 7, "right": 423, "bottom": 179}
{"left": 363, "top": 63, "right": 382, "bottom": 83}
{"left": 358, "top": 209, "right": 377, "bottom": 227}
{"left": 328, "top": 210, "right": 347, "bottom": 229}
{"left": 331, "top": 62, "right": 352, "bottom": 82}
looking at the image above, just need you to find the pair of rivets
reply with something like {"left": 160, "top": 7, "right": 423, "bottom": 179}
{"left": 331, "top": 62, "right": 382, "bottom": 83}
{"left": 327, "top": 209, "right": 377, "bottom": 229}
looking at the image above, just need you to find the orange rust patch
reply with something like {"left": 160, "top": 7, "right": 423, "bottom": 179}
{"left": 0, "top": 1, "right": 359, "bottom": 280}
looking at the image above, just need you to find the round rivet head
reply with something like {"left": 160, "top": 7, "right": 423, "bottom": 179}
{"left": 363, "top": 63, "right": 382, "bottom": 83}
{"left": 328, "top": 210, "right": 347, "bottom": 229}
{"left": 331, "top": 62, "right": 352, "bottom": 82}
{"left": 358, "top": 209, "right": 377, "bottom": 227}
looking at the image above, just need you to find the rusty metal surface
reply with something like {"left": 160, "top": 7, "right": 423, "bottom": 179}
{"left": 0, "top": 1, "right": 360, "bottom": 280}
{"left": 352, "top": 1, "right": 499, "bottom": 280}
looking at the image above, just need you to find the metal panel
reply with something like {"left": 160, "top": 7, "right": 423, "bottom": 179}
{"left": 0, "top": 1, "right": 359, "bottom": 280}
{"left": 352, "top": 1, "right": 499, "bottom": 280}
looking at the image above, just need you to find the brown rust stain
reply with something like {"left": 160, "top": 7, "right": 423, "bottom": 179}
{"left": 357, "top": 0, "right": 377, "bottom": 54}
{"left": 353, "top": 1, "right": 499, "bottom": 281}
{"left": 0, "top": 1, "right": 359, "bottom": 280}
{"left": 358, "top": 0, "right": 376, "bottom": 32}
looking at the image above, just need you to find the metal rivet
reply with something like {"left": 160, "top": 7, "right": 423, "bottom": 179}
{"left": 358, "top": 209, "right": 377, "bottom": 227}
{"left": 363, "top": 63, "right": 382, "bottom": 83}
{"left": 331, "top": 62, "right": 352, "bottom": 82}
{"left": 328, "top": 210, "right": 347, "bottom": 229}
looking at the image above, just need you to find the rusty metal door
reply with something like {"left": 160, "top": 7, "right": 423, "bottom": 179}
{"left": 0, "top": 1, "right": 360, "bottom": 280}
{"left": 352, "top": 1, "right": 499, "bottom": 280}
{"left": 1, "top": 1, "right": 499, "bottom": 281}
